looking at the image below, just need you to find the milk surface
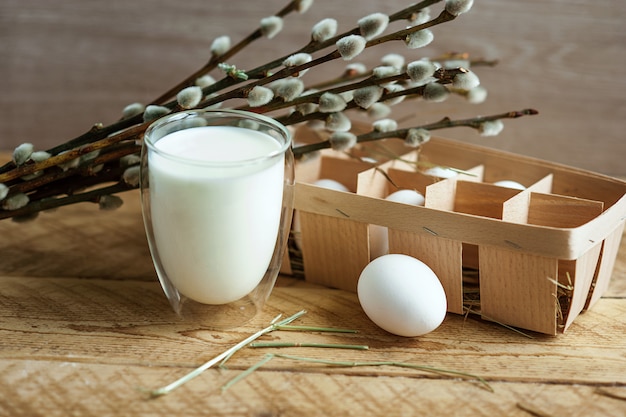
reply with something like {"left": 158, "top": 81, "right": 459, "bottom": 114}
{"left": 148, "top": 125, "right": 284, "bottom": 304}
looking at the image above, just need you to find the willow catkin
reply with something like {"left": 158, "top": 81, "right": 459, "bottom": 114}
{"left": 336, "top": 35, "right": 366, "bottom": 60}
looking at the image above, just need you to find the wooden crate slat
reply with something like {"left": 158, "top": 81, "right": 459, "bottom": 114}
{"left": 299, "top": 211, "right": 369, "bottom": 292}
{"left": 479, "top": 247, "right": 558, "bottom": 335}
{"left": 389, "top": 231, "right": 464, "bottom": 315}
{"left": 585, "top": 221, "right": 626, "bottom": 309}
{"left": 560, "top": 243, "right": 603, "bottom": 330}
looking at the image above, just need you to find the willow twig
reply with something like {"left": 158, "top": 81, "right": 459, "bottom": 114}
{"left": 195, "top": 8, "right": 459, "bottom": 111}
{"left": 231, "top": 0, "right": 444, "bottom": 82}
{"left": 0, "top": 122, "right": 146, "bottom": 183}
{"left": 292, "top": 108, "right": 539, "bottom": 156}
{"left": 150, "top": 0, "right": 306, "bottom": 104}
{"left": 239, "top": 67, "right": 465, "bottom": 116}
{"left": 0, "top": 182, "right": 133, "bottom": 221}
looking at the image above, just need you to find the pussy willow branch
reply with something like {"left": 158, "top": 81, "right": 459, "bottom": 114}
{"left": 0, "top": 108, "right": 537, "bottom": 221}
{"left": 0, "top": 1, "right": 448, "bottom": 177}
{"left": 152, "top": 0, "right": 446, "bottom": 112}
{"left": 241, "top": 67, "right": 465, "bottom": 116}
{"left": 307, "top": 55, "right": 497, "bottom": 92}
{"left": 1, "top": 183, "right": 134, "bottom": 221}
{"left": 0, "top": 0, "right": 304, "bottom": 171}
{"left": 213, "top": 0, "right": 444, "bottom": 83}
{"left": 151, "top": 0, "right": 306, "bottom": 104}
{"left": 197, "top": 8, "right": 457, "bottom": 110}
{"left": 0, "top": 4, "right": 457, "bottom": 182}
{"left": 274, "top": 70, "right": 467, "bottom": 127}
{"left": 292, "top": 109, "right": 539, "bottom": 155}
{"left": 0, "top": 0, "right": 537, "bottom": 221}
{"left": 6, "top": 142, "right": 140, "bottom": 196}
{"left": 0, "top": 122, "right": 147, "bottom": 183}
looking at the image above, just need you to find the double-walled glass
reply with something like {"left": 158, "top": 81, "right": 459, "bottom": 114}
{"left": 140, "top": 109, "right": 294, "bottom": 329}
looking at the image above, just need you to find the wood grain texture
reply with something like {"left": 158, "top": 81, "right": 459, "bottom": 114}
{"left": 390, "top": 231, "right": 464, "bottom": 314}
{"left": 479, "top": 247, "right": 559, "bottom": 334}
{"left": 299, "top": 211, "right": 370, "bottom": 291}
{"left": 2, "top": 275, "right": 624, "bottom": 384}
{"left": 2, "top": 360, "right": 625, "bottom": 417}
{"left": 1, "top": 279, "right": 625, "bottom": 416}
{"left": 0, "top": 191, "right": 154, "bottom": 280}
{"left": 1, "top": 0, "right": 625, "bottom": 175}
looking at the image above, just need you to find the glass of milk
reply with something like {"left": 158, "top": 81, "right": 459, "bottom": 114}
{"left": 140, "top": 109, "right": 294, "bottom": 329}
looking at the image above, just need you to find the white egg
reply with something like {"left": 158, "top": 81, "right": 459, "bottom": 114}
{"left": 385, "top": 189, "right": 425, "bottom": 206}
{"left": 293, "top": 178, "right": 350, "bottom": 249}
{"left": 424, "top": 166, "right": 458, "bottom": 179}
{"left": 313, "top": 178, "right": 350, "bottom": 192}
{"left": 493, "top": 180, "right": 526, "bottom": 190}
{"left": 357, "top": 254, "right": 447, "bottom": 337}
{"left": 370, "top": 190, "right": 425, "bottom": 259}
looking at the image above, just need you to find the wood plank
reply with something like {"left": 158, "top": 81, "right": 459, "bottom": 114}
{"left": 588, "top": 221, "right": 626, "bottom": 304}
{"left": 0, "top": 190, "right": 155, "bottom": 280}
{"left": 1, "top": 278, "right": 625, "bottom": 385}
{"left": 1, "top": 359, "right": 625, "bottom": 417}
{"left": 560, "top": 243, "right": 603, "bottom": 330}
{"left": 298, "top": 212, "right": 369, "bottom": 292}
{"left": 389, "top": 232, "right": 464, "bottom": 315}
{"left": 478, "top": 248, "right": 558, "bottom": 334}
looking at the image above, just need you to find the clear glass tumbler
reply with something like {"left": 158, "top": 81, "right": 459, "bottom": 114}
{"left": 140, "top": 109, "right": 294, "bottom": 329}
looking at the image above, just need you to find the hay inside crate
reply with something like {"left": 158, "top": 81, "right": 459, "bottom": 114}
{"left": 290, "top": 137, "right": 626, "bottom": 335}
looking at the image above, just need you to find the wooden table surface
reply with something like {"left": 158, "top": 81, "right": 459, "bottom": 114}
{"left": 1, "top": 187, "right": 626, "bottom": 416}
{"left": 2, "top": 2, "right": 626, "bottom": 415}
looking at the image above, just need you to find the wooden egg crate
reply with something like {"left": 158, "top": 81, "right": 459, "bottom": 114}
{"left": 289, "top": 137, "right": 626, "bottom": 335}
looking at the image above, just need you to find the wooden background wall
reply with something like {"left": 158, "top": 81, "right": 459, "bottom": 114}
{"left": 1, "top": 0, "right": 624, "bottom": 175}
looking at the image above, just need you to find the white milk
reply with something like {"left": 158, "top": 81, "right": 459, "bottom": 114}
{"left": 148, "top": 125, "right": 285, "bottom": 305}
